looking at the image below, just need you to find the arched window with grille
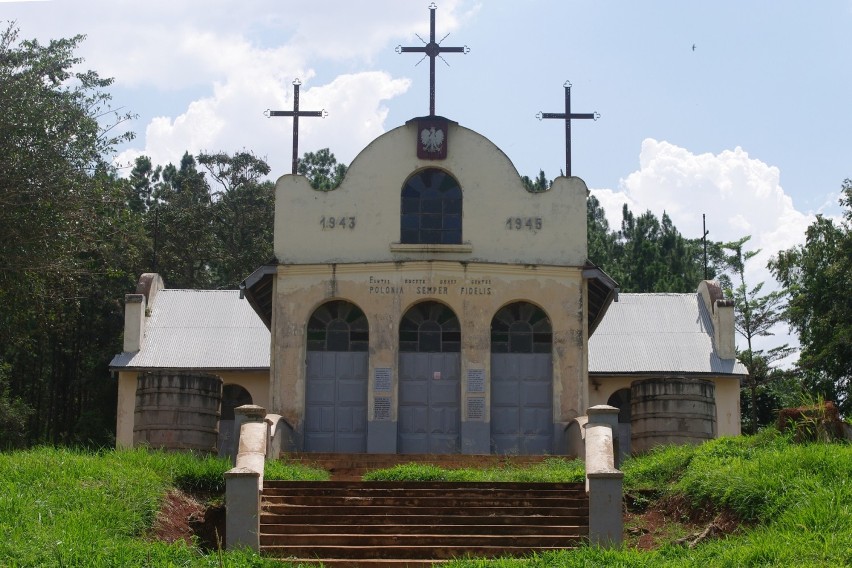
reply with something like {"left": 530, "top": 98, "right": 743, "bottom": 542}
{"left": 491, "top": 302, "right": 553, "bottom": 353}
{"left": 400, "top": 168, "right": 462, "bottom": 245}
{"left": 399, "top": 301, "right": 461, "bottom": 352}
{"left": 307, "top": 300, "right": 369, "bottom": 352}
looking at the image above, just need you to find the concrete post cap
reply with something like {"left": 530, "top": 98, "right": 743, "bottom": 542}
{"left": 587, "top": 470, "right": 624, "bottom": 479}
{"left": 587, "top": 405, "right": 619, "bottom": 416}
{"left": 225, "top": 467, "right": 261, "bottom": 478}
{"left": 234, "top": 405, "right": 267, "bottom": 420}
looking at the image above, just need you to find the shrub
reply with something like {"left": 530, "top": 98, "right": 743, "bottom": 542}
{"left": 777, "top": 400, "right": 845, "bottom": 442}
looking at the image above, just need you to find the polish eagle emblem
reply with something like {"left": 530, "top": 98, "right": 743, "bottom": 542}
{"left": 420, "top": 126, "right": 445, "bottom": 153}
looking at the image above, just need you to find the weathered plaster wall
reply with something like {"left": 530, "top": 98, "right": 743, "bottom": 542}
{"left": 590, "top": 375, "right": 742, "bottom": 439}
{"left": 115, "top": 370, "right": 270, "bottom": 448}
{"left": 223, "top": 373, "right": 271, "bottom": 412}
{"left": 116, "top": 371, "right": 137, "bottom": 448}
{"left": 713, "top": 377, "right": 741, "bottom": 437}
{"left": 273, "top": 121, "right": 588, "bottom": 266}
{"left": 269, "top": 261, "right": 587, "bottom": 437}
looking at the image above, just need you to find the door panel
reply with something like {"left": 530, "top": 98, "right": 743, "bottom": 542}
{"left": 305, "top": 352, "right": 368, "bottom": 452}
{"left": 490, "top": 353, "right": 553, "bottom": 455}
{"left": 398, "top": 352, "right": 460, "bottom": 454}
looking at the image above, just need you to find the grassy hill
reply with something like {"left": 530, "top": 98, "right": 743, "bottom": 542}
{"left": 0, "top": 431, "right": 849, "bottom": 566}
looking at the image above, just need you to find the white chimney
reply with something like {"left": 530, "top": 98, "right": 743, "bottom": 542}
{"left": 698, "top": 280, "right": 737, "bottom": 360}
{"left": 123, "top": 294, "right": 146, "bottom": 352}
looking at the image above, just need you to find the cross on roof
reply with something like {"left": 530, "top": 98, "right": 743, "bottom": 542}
{"left": 264, "top": 79, "right": 327, "bottom": 174}
{"left": 537, "top": 81, "right": 599, "bottom": 178}
{"left": 396, "top": 3, "right": 470, "bottom": 116}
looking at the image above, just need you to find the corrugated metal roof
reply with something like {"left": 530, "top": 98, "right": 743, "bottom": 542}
{"left": 109, "top": 290, "right": 270, "bottom": 370}
{"left": 589, "top": 293, "right": 748, "bottom": 375}
{"left": 111, "top": 289, "right": 746, "bottom": 377}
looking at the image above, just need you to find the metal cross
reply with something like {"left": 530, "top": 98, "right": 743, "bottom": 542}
{"left": 264, "top": 79, "right": 327, "bottom": 174}
{"left": 396, "top": 3, "right": 470, "bottom": 116}
{"left": 537, "top": 81, "right": 599, "bottom": 177}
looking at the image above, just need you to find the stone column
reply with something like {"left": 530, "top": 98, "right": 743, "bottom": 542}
{"left": 225, "top": 405, "right": 268, "bottom": 552}
{"left": 584, "top": 404, "right": 623, "bottom": 548}
{"left": 230, "top": 405, "right": 268, "bottom": 466}
{"left": 224, "top": 468, "right": 260, "bottom": 551}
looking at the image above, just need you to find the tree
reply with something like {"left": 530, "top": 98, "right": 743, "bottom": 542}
{"left": 611, "top": 206, "right": 708, "bottom": 292}
{"left": 587, "top": 194, "right": 617, "bottom": 268}
{"left": 146, "top": 152, "right": 216, "bottom": 288}
{"left": 769, "top": 180, "right": 852, "bottom": 414}
{"left": 199, "top": 151, "right": 274, "bottom": 288}
{"left": 0, "top": 24, "right": 145, "bottom": 445}
{"left": 722, "top": 238, "right": 793, "bottom": 429}
{"left": 297, "top": 148, "right": 347, "bottom": 190}
{"left": 128, "top": 155, "right": 161, "bottom": 213}
{"left": 521, "top": 170, "right": 550, "bottom": 193}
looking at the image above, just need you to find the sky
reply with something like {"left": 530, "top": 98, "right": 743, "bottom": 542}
{"left": 4, "top": 0, "right": 852, "bottom": 359}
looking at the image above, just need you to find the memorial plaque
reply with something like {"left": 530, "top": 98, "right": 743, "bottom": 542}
{"left": 467, "top": 368, "right": 485, "bottom": 393}
{"left": 374, "top": 397, "right": 391, "bottom": 421}
{"left": 467, "top": 397, "right": 485, "bottom": 421}
{"left": 374, "top": 368, "right": 392, "bottom": 392}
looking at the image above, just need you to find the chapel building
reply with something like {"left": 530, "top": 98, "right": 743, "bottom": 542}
{"left": 110, "top": 116, "right": 746, "bottom": 457}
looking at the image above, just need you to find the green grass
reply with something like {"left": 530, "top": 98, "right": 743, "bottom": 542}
{"left": 362, "top": 457, "right": 585, "bottom": 483}
{"left": 0, "top": 447, "right": 319, "bottom": 567}
{"left": 2, "top": 432, "right": 850, "bottom": 566}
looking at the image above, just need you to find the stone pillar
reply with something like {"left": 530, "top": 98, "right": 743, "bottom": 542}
{"left": 588, "top": 471, "right": 624, "bottom": 548}
{"left": 231, "top": 405, "right": 267, "bottom": 466}
{"left": 225, "top": 467, "right": 260, "bottom": 551}
{"left": 587, "top": 404, "right": 621, "bottom": 468}
{"left": 225, "top": 405, "right": 268, "bottom": 552}
{"left": 584, "top": 404, "right": 623, "bottom": 548}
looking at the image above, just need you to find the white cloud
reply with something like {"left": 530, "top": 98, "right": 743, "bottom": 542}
{"left": 590, "top": 139, "right": 816, "bottom": 361}
{"left": 591, "top": 139, "right": 813, "bottom": 285}
{"left": 14, "top": 1, "right": 470, "bottom": 91}
{"left": 115, "top": 71, "right": 410, "bottom": 177}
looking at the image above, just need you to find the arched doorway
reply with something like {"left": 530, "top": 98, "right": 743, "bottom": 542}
{"left": 304, "top": 300, "right": 369, "bottom": 452}
{"left": 607, "top": 388, "right": 632, "bottom": 462}
{"left": 490, "top": 302, "right": 553, "bottom": 454}
{"left": 217, "top": 384, "right": 253, "bottom": 456}
{"left": 398, "top": 301, "right": 461, "bottom": 454}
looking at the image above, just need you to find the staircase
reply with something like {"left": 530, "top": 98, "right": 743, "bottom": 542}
{"left": 259, "top": 479, "right": 589, "bottom": 566}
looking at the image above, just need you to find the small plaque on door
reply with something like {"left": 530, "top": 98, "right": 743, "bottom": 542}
{"left": 375, "top": 368, "right": 392, "bottom": 392}
{"left": 433, "top": 371, "right": 441, "bottom": 381}
{"left": 374, "top": 397, "right": 391, "bottom": 421}
{"left": 467, "top": 368, "right": 485, "bottom": 393}
{"left": 467, "top": 397, "right": 485, "bottom": 421}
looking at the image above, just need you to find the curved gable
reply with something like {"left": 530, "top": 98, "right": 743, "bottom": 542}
{"left": 274, "top": 120, "right": 587, "bottom": 266}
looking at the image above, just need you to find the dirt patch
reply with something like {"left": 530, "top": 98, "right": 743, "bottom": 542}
{"left": 149, "top": 489, "right": 226, "bottom": 551}
{"left": 624, "top": 493, "right": 745, "bottom": 550}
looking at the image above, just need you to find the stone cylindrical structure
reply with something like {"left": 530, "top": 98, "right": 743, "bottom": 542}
{"left": 133, "top": 372, "right": 223, "bottom": 452}
{"left": 630, "top": 377, "right": 716, "bottom": 454}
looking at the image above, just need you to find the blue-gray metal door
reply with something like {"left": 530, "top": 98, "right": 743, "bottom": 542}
{"left": 398, "top": 353, "right": 461, "bottom": 454}
{"left": 304, "top": 300, "right": 369, "bottom": 453}
{"left": 490, "top": 302, "right": 554, "bottom": 455}
{"left": 304, "top": 351, "right": 368, "bottom": 452}
{"left": 490, "top": 353, "right": 553, "bottom": 454}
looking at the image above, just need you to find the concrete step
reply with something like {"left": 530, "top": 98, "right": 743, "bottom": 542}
{"left": 261, "top": 513, "right": 589, "bottom": 526}
{"left": 261, "top": 544, "right": 579, "bottom": 561}
{"left": 259, "top": 479, "right": 588, "bottom": 563}
{"left": 261, "top": 523, "right": 587, "bottom": 536}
